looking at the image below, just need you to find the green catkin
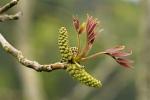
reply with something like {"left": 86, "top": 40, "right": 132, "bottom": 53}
{"left": 58, "top": 27, "right": 73, "bottom": 62}
{"left": 66, "top": 64, "right": 102, "bottom": 88}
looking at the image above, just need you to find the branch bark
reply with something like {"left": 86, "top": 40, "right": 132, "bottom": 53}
{"left": 0, "top": 12, "right": 21, "bottom": 22}
{"left": 0, "top": 0, "right": 21, "bottom": 22}
{"left": 0, "top": 0, "right": 19, "bottom": 14}
{"left": 0, "top": 33, "right": 66, "bottom": 72}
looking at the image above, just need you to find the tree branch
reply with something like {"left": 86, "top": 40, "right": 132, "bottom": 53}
{"left": 0, "top": 33, "right": 66, "bottom": 72}
{"left": 0, "top": 12, "right": 21, "bottom": 22}
{"left": 0, "top": 0, "right": 19, "bottom": 14}
{"left": 0, "top": 0, "right": 21, "bottom": 22}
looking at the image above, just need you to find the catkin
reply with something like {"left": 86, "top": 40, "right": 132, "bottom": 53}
{"left": 58, "top": 27, "right": 73, "bottom": 62}
{"left": 66, "top": 64, "right": 102, "bottom": 88}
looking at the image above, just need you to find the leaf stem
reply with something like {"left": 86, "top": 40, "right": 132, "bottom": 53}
{"left": 81, "top": 51, "right": 106, "bottom": 61}
{"left": 77, "top": 34, "right": 81, "bottom": 54}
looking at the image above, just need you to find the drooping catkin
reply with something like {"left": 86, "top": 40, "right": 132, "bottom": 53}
{"left": 58, "top": 27, "right": 73, "bottom": 62}
{"left": 66, "top": 64, "right": 102, "bottom": 88}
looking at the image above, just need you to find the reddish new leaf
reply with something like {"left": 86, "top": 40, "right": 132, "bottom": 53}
{"left": 115, "top": 58, "right": 133, "bottom": 68}
{"left": 110, "top": 50, "right": 132, "bottom": 57}
{"left": 86, "top": 15, "right": 98, "bottom": 45}
{"left": 105, "top": 45, "right": 125, "bottom": 54}
{"left": 73, "top": 16, "right": 80, "bottom": 32}
{"left": 104, "top": 46, "right": 133, "bottom": 68}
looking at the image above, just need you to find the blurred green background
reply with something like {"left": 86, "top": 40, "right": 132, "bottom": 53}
{"left": 0, "top": 0, "right": 149, "bottom": 100}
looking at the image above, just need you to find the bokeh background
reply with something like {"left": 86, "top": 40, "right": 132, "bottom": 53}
{"left": 0, "top": 0, "right": 149, "bottom": 100}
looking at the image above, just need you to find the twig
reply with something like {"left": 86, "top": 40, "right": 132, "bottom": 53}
{"left": 0, "top": 0, "right": 21, "bottom": 22}
{"left": 0, "top": 12, "right": 21, "bottom": 22}
{"left": 0, "top": 33, "right": 66, "bottom": 72}
{"left": 0, "top": 0, "right": 19, "bottom": 14}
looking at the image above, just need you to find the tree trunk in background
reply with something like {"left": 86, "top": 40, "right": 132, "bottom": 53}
{"left": 135, "top": 0, "right": 150, "bottom": 100}
{"left": 14, "top": 0, "right": 46, "bottom": 100}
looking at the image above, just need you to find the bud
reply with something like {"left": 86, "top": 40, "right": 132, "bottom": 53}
{"left": 78, "top": 22, "right": 86, "bottom": 34}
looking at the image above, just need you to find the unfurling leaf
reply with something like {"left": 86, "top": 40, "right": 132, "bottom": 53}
{"left": 104, "top": 46, "right": 133, "bottom": 68}
{"left": 115, "top": 58, "right": 133, "bottom": 68}
{"left": 105, "top": 45, "right": 125, "bottom": 54}
{"left": 73, "top": 16, "right": 80, "bottom": 33}
{"left": 73, "top": 16, "right": 86, "bottom": 34}
{"left": 86, "top": 15, "right": 99, "bottom": 46}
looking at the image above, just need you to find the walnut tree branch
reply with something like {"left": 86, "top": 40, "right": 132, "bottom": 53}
{"left": 0, "top": 12, "right": 21, "bottom": 22}
{"left": 0, "top": 0, "right": 19, "bottom": 14}
{"left": 0, "top": 0, "right": 21, "bottom": 22}
{"left": 0, "top": 33, "right": 66, "bottom": 72}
